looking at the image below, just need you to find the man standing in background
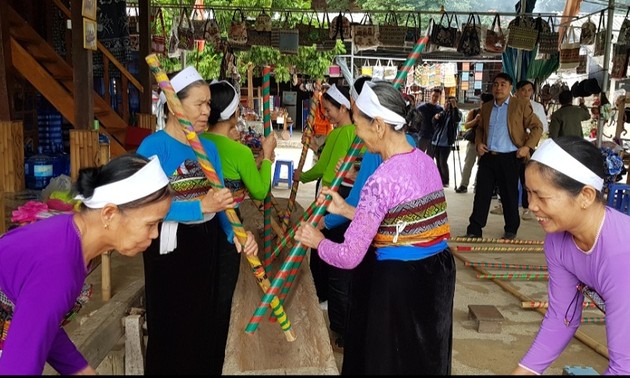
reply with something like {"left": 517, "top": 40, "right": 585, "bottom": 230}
{"left": 416, "top": 87, "right": 444, "bottom": 155}
{"left": 548, "top": 89, "right": 591, "bottom": 139}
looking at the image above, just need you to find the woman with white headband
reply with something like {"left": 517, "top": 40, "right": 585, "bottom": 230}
{"left": 0, "top": 153, "right": 172, "bottom": 374}
{"left": 200, "top": 79, "right": 277, "bottom": 369}
{"left": 137, "top": 66, "right": 258, "bottom": 375}
{"left": 514, "top": 136, "right": 630, "bottom": 375}
{"left": 296, "top": 81, "right": 455, "bottom": 375}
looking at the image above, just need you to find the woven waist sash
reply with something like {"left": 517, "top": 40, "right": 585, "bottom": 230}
{"left": 373, "top": 190, "right": 450, "bottom": 248}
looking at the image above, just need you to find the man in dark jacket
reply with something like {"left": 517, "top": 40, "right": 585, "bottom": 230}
{"left": 431, "top": 96, "right": 462, "bottom": 187}
{"left": 416, "top": 87, "right": 444, "bottom": 155}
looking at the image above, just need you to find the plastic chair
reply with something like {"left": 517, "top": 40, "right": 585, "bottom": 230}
{"left": 272, "top": 160, "right": 294, "bottom": 189}
{"left": 607, "top": 183, "right": 630, "bottom": 215}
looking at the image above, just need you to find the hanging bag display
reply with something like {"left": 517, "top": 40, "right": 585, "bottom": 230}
{"left": 247, "top": 8, "right": 272, "bottom": 47}
{"left": 383, "top": 60, "right": 397, "bottom": 81}
{"left": 319, "top": 12, "right": 339, "bottom": 51}
{"left": 191, "top": 7, "right": 206, "bottom": 41}
{"left": 457, "top": 13, "right": 481, "bottom": 56}
{"left": 403, "top": 12, "right": 419, "bottom": 48}
{"left": 617, "top": 7, "right": 630, "bottom": 45}
{"left": 352, "top": 13, "right": 380, "bottom": 52}
{"left": 610, "top": 43, "right": 630, "bottom": 79}
{"left": 329, "top": 10, "right": 352, "bottom": 41}
{"left": 272, "top": 11, "right": 299, "bottom": 55}
{"left": 228, "top": 8, "right": 248, "bottom": 46}
{"left": 580, "top": 16, "right": 596, "bottom": 45}
{"left": 372, "top": 59, "right": 384, "bottom": 80}
{"left": 559, "top": 27, "right": 580, "bottom": 70}
{"left": 151, "top": 7, "right": 167, "bottom": 55}
{"left": 537, "top": 16, "right": 559, "bottom": 54}
{"left": 507, "top": 15, "right": 538, "bottom": 51}
{"left": 177, "top": 8, "right": 194, "bottom": 50}
{"left": 379, "top": 11, "right": 407, "bottom": 47}
{"left": 297, "top": 11, "right": 319, "bottom": 46}
{"left": 594, "top": 11, "right": 606, "bottom": 56}
{"left": 430, "top": 12, "right": 458, "bottom": 48}
{"left": 203, "top": 8, "right": 222, "bottom": 46}
{"left": 484, "top": 13, "right": 506, "bottom": 53}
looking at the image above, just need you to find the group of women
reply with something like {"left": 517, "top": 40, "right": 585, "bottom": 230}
{"left": 0, "top": 64, "right": 628, "bottom": 375}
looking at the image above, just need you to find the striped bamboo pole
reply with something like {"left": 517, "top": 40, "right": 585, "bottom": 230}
{"left": 453, "top": 250, "right": 609, "bottom": 359}
{"left": 276, "top": 90, "right": 318, "bottom": 237}
{"left": 262, "top": 66, "right": 273, "bottom": 265}
{"left": 476, "top": 273, "right": 549, "bottom": 281}
{"left": 465, "top": 261, "right": 548, "bottom": 271}
{"left": 457, "top": 246, "right": 544, "bottom": 253}
{"left": 391, "top": 35, "right": 429, "bottom": 89}
{"left": 271, "top": 202, "right": 315, "bottom": 261}
{"left": 146, "top": 54, "right": 295, "bottom": 341}
{"left": 581, "top": 317, "right": 606, "bottom": 324}
{"left": 521, "top": 301, "right": 598, "bottom": 309}
{"left": 450, "top": 236, "right": 544, "bottom": 245}
{"left": 247, "top": 138, "right": 365, "bottom": 332}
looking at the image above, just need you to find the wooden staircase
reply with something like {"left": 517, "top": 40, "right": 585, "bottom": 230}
{"left": 6, "top": 4, "right": 132, "bottom": 157}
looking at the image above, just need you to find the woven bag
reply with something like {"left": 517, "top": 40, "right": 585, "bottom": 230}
{"left": 507, "top": 15, "right": 538, "bottom": 51}
{"left": 594, "top": 11, "right": 606, "bottom": 56}
{"left": 403, "top": 12, "right": 419, "bottom": 48}
{"left": 151, "top": 8, "right": 167, "bottom": 55}
{"left": 617, "top": 8, "right": 630, "bottom": 45}
{"left": 457, "top": 13, "right": 481, "bottom": 56}
{"left": 247, "top": 9, "right": 272, "bottom": 47}
{"left": 379, "top": 11, "right": 407, "bottom": 47}
{"left": 559, "top": 27, "right": 580, "bottom": 70}
{"left": 271, "top": 12, "right": 299, "bottom": 55}
{"left": 580, "top": 16, "right": 596, "bottom": 45}
{"left": 329, "top": 10, "right": 352, "bottom": 41}
{"left": 576, "top": 53, "right": 587, "bottom": 74}
{"left": 228, "top": 8, "right": 248, "bottom": 46}
{"left": 610, "top": 44, "right": 630, "bottom": 79}
{"left": 430, "top": 12, "right": 458, "bottom": 48}
{"left": 191, "top": 7, "right": 205, "bottom": 41}
{"left": 352, "top": 13, "right": 380, "bottom": 52}
{"left": 297, "top": 11, "right": 319, "bottom": 46}
{"left": 203, "top": 8, "right": 221, "bottom": 46}
{"left": 177, "top": 8, "right": 194, "bottom": 51}
{"left": 537, "top": 16, "right": 559, "bottom": 54}
{"left": 484, "top": 13, "right": 506, "bottom": 53}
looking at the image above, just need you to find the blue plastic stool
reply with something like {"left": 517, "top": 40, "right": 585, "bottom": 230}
{"left": 272, "top": 160, "right": 294, "bottom": 189}
{"left": 607, "top": 183, "right": 630, "bottom": 216}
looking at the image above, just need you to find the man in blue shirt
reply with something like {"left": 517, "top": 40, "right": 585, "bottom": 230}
{"left": 461, "top": 73, "right": 543, "bottom": 240}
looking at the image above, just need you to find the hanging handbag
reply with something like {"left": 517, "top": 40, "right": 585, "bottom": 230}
{"left": 297, "top": 11, "right": 319, "bottom": 46}
{"left": 403, "top": 12, "right": 419, "bottom": 48}
{"left": 247, "top": 8, "right": 272, "bottom": 47}
{"left": 594, "top": 11, "right": 606, "bottom": 56}
{"left": 576, "top": 52, "right": 588, "bottom": 74}
{"left": 228, "top": 8, "right": 248, "bottom": 46}
{"left": 457, "top": 13, "right": 481, "bottom": 56}
{"left": 151, "top": 7, "right": 167, "bottom": 55}
{"left": 617, "top": 7, "right": 630, "bottom": 45}
{"left": 352, "top": 13, "right": 380, "bottom": 52}
{"left": 177, "top": 8, "right": 194, "bottom": 51}
{"left": 507, "top": 15, "right": 538, "bottom": 51}
{"left": 127, "top": 8, "right": 139, "bottom": 52}
{"left": 191, "top": 7, "right": 206, "bottom": 41}
{"left": 372, "top": 59, "right": 384, "bottom": 80}
{"left": 272, "top": 12, "right": 299, "bottom": 55}
{"left": 379, "top": 11, "right": 407, "bottom": 48}
{"left": 484, "top": 13, "right": 506, "bottom": 53}
{"left": 430, "top": 12, "right": 458, "bottom": 48}
{"left": 203, "top": 8, "right": 221, "bottom": 46}
{"left": 559, "top": 27, "right": 580, "bottom": 70}
{"left": 383, "top": 60, "right": 397, "bottom": 81}
{"left": 319, "top": 12, "right": 338, "bottom": 51}
{"left": 537, "top": 16, "right": 559, "bottom": 54}
{"left": 610, "top": 43, "right": 630, "bottom": 79}
{"left": 580, "top": 16, "right": 596, "bottom": 45}
{"left": 167, "top": 11, "right": 180, "bottom": 58}
{"left": 329, "top": 10, "right": 352, "bottom": 41}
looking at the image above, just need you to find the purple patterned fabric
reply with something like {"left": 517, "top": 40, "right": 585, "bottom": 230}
{"left": 318, "top": 148, "right": 444, "bottom": 268}
{"left": 519, "top": 207, "right": 630, "bottom": 375}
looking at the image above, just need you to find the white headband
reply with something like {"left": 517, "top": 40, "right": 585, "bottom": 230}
{"left": 531, "top": 139, "right": 604, "bottom": 191}
{"left": 355, "top": 82, "right": 406, "bottom": 130}
{"left": 210, "top": 80, "right": 240, "bottom": 121}
{"left": 326, "top": 84, "right": 351, "bottom": 109}
{"left": 75, "top": 155, "right": 170, "bottom": 209}
{"left": 156, "top": 66, "right": 205, "bottom": 129}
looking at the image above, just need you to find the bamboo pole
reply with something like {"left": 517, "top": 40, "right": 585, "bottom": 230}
{"left": 449, "top": 236, "right": 544, "bottom": 245}
{"left": 476, "top": 273, "right": 549, "bottom": 281}
{"left": 521, "top": 301, "right": 598, "bottom": 309}
{"left": 145, "top": 54, "right": 295, "bottom": 341}
{"left": 262, "top": 66, "right": 273, "bottom": 266}
{"left": 456, "top": 246, "right": 544, "bottom": 253}
{"left": 453, "top": 251, "right": 609, "bottom": 359}
{"left": 465, "top": 261, "right": 548, "bottom": 271}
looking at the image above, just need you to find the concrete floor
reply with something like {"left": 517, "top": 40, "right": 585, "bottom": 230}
{"left": 67, "top": 130, "right": 611, "bottom": 375}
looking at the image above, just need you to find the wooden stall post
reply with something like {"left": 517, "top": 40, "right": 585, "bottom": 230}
{"left": 0, "top": 185, "right": 4, "bottom": 235}
{"left": 136, "top": 113, "right": 157, "bottom": 132}
{"left": 70, "top": 129, "right": 113, "bottom": 301}
{"left": 0, "top": 121, "right": 25, "bottom": 193}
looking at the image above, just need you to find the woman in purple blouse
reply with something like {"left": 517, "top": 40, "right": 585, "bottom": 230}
{"left": 514, "top": 136, "right": 630, "bottom": 375}
{"left": 0, "top": 154, "right": 176, "bottom": 374}
{"left": 296, "top": 81, "right": 456, "bottom": 374}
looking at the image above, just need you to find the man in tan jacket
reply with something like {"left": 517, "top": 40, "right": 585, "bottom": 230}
{"left": 462, "top": 73, "right": 543, "bottom": 240}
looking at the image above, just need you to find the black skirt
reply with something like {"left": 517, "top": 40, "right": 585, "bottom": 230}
{"left": 342, "top": 247, "right": 456, "bottom": 375}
